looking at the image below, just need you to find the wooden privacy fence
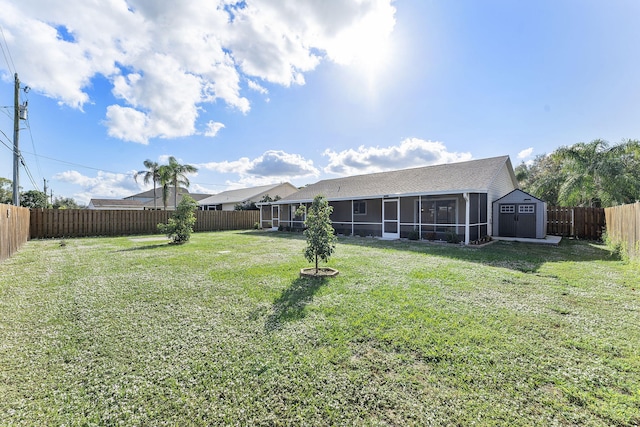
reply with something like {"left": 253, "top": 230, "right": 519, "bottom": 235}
{"left": 29, "top": 209, "right": 260, "bottom": 239}
{"left": 0, "top": 203, "right": 31, "bottom": 262}
{"left": 605, "top": 202, "right": 640, "bottom": 262}
{"left": 546, "top": 206, "right": 605, "bottom": 240}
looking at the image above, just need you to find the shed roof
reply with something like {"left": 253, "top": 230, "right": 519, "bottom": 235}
{"left": 277, "top": 156, "right": 515, "bottom": 203}
{"left": 493, "top": 189, "right": 545, "bottom": 204}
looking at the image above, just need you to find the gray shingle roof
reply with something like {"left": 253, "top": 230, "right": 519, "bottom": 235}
{"left": 279, "top": 156, "right": 514, "bottom": 202}
{"left": 89, "top": 199, "right": 144, "bottom": 208}
{"left": 198, "top": 183, "right": 294, "bottom": 205}
{"left": 125, "top": 187, "right": 210, "bottom": 200}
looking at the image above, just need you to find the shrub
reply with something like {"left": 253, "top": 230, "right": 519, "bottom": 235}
{"left": 445, "top": 230, "right": 461, "bottom": 244}
{"left": 157, "top": 195, "right": 198, "bottom": 244}
{"left": 299, "top": 195, "right": 337, "bottom": 273}
{"left": 407, "top": 230, "right": 420, "bottom": 241}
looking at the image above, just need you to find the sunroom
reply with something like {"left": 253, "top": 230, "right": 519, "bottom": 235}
{"left": 262, "top": 192, "right": 489, "bottom": 244}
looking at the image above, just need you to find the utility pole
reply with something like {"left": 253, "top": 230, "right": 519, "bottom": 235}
{"left": 12, "top": 73, "right": 19, "bottom": 205}
{"left": 11, "top": 73, "right": 28, "bottom": 206}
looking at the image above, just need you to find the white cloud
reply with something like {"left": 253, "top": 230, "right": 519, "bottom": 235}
{"left": 323, "top": 138, "right": 473, "bottom": 176}
{"left": 198, "top": 150, "right": 319, "bottom": 181}
{"left": 247, "top": 79, "right": 269, "bottom": 96}
{"left": 53, "top": 169, "right": 139, "bottom": 204}
{"left": 518, "top": 147, "right": 534, "bottom": 159}
{"left": 204, "top": 121, "right": 225, "bottom": 137}
{"left": 0, "top": 0, "right": 396, "bottom": 143}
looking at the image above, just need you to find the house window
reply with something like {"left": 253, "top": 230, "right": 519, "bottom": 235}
{"left": 353, "top": 201, "right": 367, "bottom": 215}
{"left": 500, "top": 205, "right": 515, "bottom": 214}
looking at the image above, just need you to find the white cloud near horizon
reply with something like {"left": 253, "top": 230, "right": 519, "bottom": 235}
{"left": 53, "top": 169, "right": 140, "bottom": 204}
{"left": 198, "top": 150, "right": 319, "bottom": 182}
{"left": 518, "top": 147, "right": 534, "bottom": 159}
{"left": 0, "top": 0, "right": 396, "bottom": 144}
{"left": 323, "top": 138, "right": 473, "bottom": 176}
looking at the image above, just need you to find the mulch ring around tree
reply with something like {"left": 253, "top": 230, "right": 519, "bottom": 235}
{"left": 300, "top": 267, "right": 339, "bottom": 278}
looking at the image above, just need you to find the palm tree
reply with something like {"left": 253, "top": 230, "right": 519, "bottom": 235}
{"left": 134, "top": 160, "right": 161, "bottom": 210}
{"left": 165, "top": 156, "right": 198, "bottom": 209}
{"left": 158, "top": 164, "right": 173, "bottom": 211}
{"left": 553, "top": 139, "right": 639, "bottom": 207}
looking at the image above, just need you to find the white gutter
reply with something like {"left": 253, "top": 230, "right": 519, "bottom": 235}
{"left": 270, "top": 189, "right": 489, "bottom": 205}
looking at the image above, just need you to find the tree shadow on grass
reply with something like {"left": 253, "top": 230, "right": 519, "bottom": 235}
{"left": 118, "top": 243, "right": 170, "bottom": 251}
{"left": 265, "top": 276, "right": 328, "bottom": 332}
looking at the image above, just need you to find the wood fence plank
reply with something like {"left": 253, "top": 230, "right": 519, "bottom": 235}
{"left": 1, "top": 204, "right": 30, "bottom": 262}
{"left": 26, "top": 209, "right": 259, "bottom": 239}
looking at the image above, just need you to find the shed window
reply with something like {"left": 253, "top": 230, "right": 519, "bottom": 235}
{"left": 500, "top": 205, "right": 515, "bottom": 214}
{"left": 353, "top": 201, "right": 367, "bottom": 215}
{"left": 519, "top": 204, "right": 535, "bottom": 214}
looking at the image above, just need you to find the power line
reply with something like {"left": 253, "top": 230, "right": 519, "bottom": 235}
{"left": 15, "top": 149, "right": 230, "bottom": 188}
{"left": 0, "top": 26, "right": 16, "bottom": 75}
{"left": 0, "top": 128, "right": 12, "bottom": 149}
{"left": 19, "top": 149, "right": 130, "bottom": 175}
{"left": 23, "top": 95, "right": 43, "bottom": 184}
{"left": 20, "top": 153, "right": 40, "bottom": 192}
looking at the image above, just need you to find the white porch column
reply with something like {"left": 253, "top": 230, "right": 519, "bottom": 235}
{"left": 351, "top": 200, "right": 354, "bottom": 236}
{"left": 419, "top": 196, "right": 422, "bottom": 238}
{"left": 464, "top": 192, "right": 470, "bottom": 245}
{"left": 259, "top": 205, "right": 263, "bottom": 228}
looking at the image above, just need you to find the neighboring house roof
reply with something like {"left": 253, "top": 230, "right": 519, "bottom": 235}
{"left": 88, "top": 199, "right": 144, "bottom": 209}
{"left": 125, "top": 187, "right": 210, "bottom": 200}
{"left": 140, "top": 192, "right": 211, "bottom": 209}
{"left": 89, "top": 189, "right": 212, "bottom": 210}
{"left": 277, "top": 156, "right": 517, "bottom": 203}
{"left": 124, "top": 188, "right": 167, "bottom": 200}
{"left": 198, "top": 183, "right": 298, "bottom": 206}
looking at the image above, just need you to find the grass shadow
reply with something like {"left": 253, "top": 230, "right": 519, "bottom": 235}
{"left": 250, "top": 231, "right": 621, "bottom": 274}
{"left": 265, "top": 276, "right": 328, "bottom": 332}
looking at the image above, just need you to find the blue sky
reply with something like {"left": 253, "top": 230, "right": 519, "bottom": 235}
{"left": 1, "top": 0, "right": 640, "bottom": 204}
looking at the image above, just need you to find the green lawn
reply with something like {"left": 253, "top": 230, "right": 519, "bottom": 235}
{"left": 0, "top": 231, "right": 638, "bottom": 426}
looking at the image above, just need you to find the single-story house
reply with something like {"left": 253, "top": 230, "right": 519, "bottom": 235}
{"left": 89, "top": 187, "right": 211, "bottom": 210}
{"left": 259, "top": 156, "right": 519, "bottom": 245}
{"left": 198, "top": 182, "right": 299, "bottom": 211}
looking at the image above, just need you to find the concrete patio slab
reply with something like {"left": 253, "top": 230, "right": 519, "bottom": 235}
{"left": 492, "top": 235, "right": 562, "bottom": 246}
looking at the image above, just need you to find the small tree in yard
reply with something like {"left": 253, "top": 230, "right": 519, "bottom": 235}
{"left": 158, "top": 195, "right": 198, "bottom": 244}
{"left": 299, "top": 195, "right": 337, "bottom": 274}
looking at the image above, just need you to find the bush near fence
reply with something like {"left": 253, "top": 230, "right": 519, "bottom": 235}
{"left": 29, "top": 209, "right": 260, "bottom": 239}
{"left": 0, "top": 203, "right": 31, "bottom": 262}
{"left": 604, "top": 202, "right": 640, "bottom": 262}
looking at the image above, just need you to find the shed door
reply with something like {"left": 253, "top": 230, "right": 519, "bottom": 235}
{"left": 499, "top": 204, "right": 516, "bottom": 237}
{"left": 499, "top": 203, "right": 536, "bottom": 238}
{"left": 517, "top": 204, "right": 536, "bottom": 238}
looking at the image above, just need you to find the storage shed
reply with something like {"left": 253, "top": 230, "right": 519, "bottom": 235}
{"left": 492, "top": 189, "right": 547, "bottom": 239}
